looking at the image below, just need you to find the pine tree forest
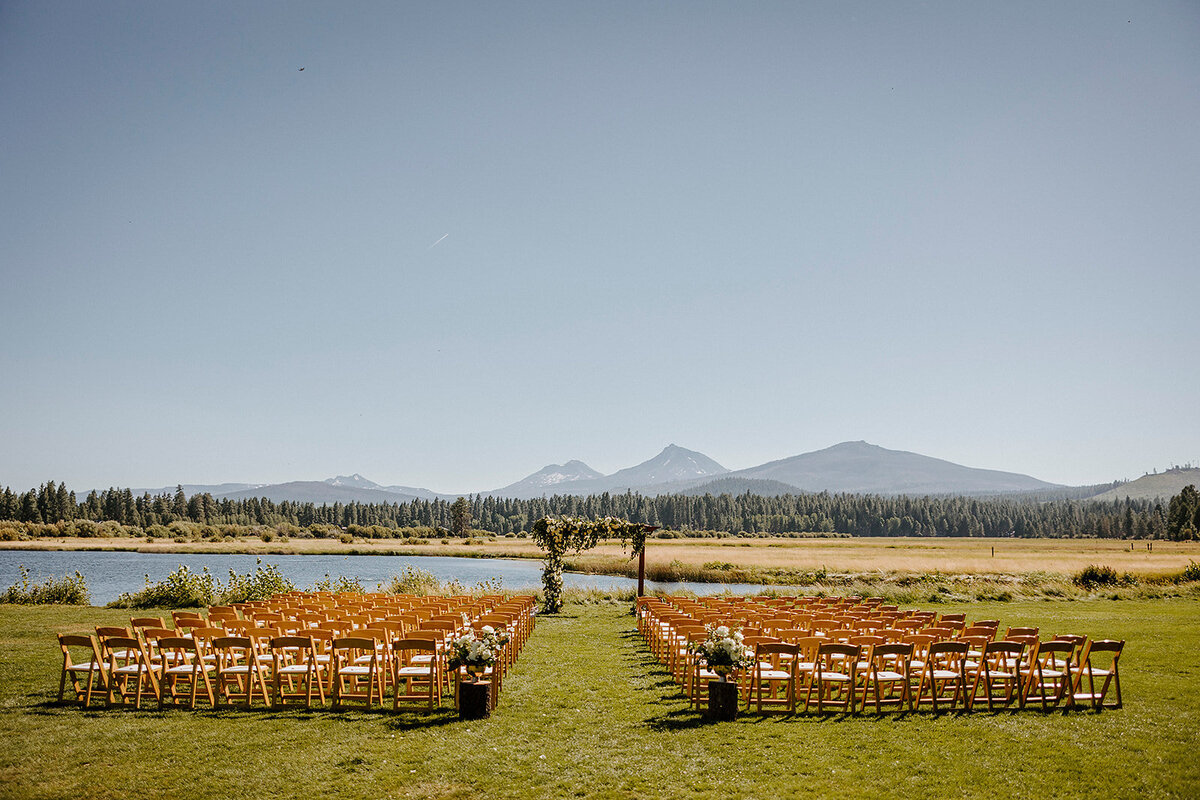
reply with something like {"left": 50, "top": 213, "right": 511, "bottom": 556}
{"left": 1, "top": 481, "right": 1196, "bottom": 541}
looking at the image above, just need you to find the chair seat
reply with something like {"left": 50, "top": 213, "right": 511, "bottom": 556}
{"left": 397, "top": 666, "right": 434, "bottom": 677}
{"left": 338, "top": 665, "right": 373, "bottom": 676}
{"left": 165, "top": 663, "right": 214, "bottom": 675}
{"left": 113, "top": 664, "right": 152, "bottom": 675}
{"left": 816, "top": 671, "right": 852, "bottom": 682}
{"left": 871, "top": 670, "right": 906, "bottom": 681}
{"left": 929, "top": 669, "right": 961, "bottom": 680}
{"left": 277, "top": 664, "right": 313, "bottom": 675}
{"left": 758, "top": 669, "right": 791, "bottom": 680}
{"left": 67, "top": 662, "right": 104, "bottom": 673}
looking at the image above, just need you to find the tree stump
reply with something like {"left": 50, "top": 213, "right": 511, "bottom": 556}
{"left": 707, "top": 679, "right": 739, "bottom": 721}
{"left": 459, "top": 680, "right": 491, "bottom": 720}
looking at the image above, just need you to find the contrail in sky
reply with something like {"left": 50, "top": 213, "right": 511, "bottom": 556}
{"left": 425, "top": 233, "right": 449, "bottom": 251}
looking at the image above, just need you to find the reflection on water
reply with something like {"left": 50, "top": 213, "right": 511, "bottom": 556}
{"left": 0, "top": 550, "right": 777, "bottom": 605}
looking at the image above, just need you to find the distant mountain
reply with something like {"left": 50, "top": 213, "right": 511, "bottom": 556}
{"left": 324, "top": 474, "right": 380, "bottom": 490}
{"left": 326, "top": 474, "right": 445, "bottom": 500}
{"left": 1087, "top": 468, "right": 1199, "bottom": 502}
{"left": 121, "top": 441, "right": 1081, "bottom": 506}
{"left": 489, "top": 445, "right": 727, "bottom": 499}
{"left": 490, "top": 460, "right": 604, "bottom": 498}
{"left": 129, "top": 483, "right": 264, "bottom": 497}
{"left": 603, "top": 444, "right": 728, "bottom": 490}
{"left": 726, "top": 441, "right": 1060, "bottom": 496}
{"left": 218, "top": 481, "right": 424, "bottom": 505}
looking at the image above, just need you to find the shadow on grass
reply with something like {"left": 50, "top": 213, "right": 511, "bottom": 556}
{"left": 27, "top": 698, "right": 462, "bottom": 728}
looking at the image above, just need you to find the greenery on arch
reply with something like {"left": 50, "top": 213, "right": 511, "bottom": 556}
{"left": 531, "top": 516, "right": 651, "bottom": 613}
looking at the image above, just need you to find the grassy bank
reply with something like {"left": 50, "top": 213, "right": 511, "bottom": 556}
{"left": 1, "top": 600, "right": 1197, "bottom": 798}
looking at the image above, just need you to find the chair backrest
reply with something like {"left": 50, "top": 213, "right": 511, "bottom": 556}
{"left": 920, "top": 626, "right": 955, "bottom": 639}
{"left": 59, "top": 633, "right": 103, "bottom": 666}
{"left": 927, "top": 641, "right": 969, "bottom": 668}
{"left": 815, "top": 642, "right": 861, "bottom": 663}
{"left": 130, "top": 617, "right": 166, "bottom": 630}
{"left": 963, "top": 626, "right": 997, "bottom": 640}
{"left": 174, "top": 618, "right": 209, "bottom": 634}
{"left": 755, "top": 641, "right": 799, "bottom": 667}
{"left": 869, "top": 642, "right": 913, "bottom": 672}
{"left": 1006, "top": 626, "right": 1038, "bottom": 638}
{"left": 212, "top": 635, "right": 253, "bottom": 653}
{"left": 984, "top": 640, "right": 1024, "bottom": 658}
{"left": 96, "top": 625, "right": 132, "bottom": 640}
{"left": 141, "top": 627, "right": 176, "bottom": 643}
{"left": 333, "top": 636, "right": 378, "bottom": 659}
{"left": 391, "top": 637, "right": 438, "bottom": 664}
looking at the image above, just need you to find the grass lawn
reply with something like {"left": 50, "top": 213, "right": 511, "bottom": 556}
{"left": 1, "top": 599, "right": 1197, "bottom": 799}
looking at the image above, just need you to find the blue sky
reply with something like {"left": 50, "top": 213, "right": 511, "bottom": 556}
{"left": 2, "top": 2, "right": 1197, "bottom": 493}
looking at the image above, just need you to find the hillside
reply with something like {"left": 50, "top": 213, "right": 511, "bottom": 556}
{"left": 728, "top": 441, "right": 1059, "bottom": 496}
{"left": 216, "top": 481, "right": 422, "bottom": 505}
{"left": 1087, "top": 468, "right": 1199, "bottom": 502}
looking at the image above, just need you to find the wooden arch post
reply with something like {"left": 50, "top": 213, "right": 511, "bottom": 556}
{"left": 637, "top": 526, "right": 659, "bottom": 598}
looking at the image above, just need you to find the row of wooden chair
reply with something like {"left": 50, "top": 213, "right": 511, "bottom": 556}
{"left": 56, "top": 592, "right": 536, "bottom": 711}
{"left": 638, "top": 595, "right": 1123, "bottom": 714}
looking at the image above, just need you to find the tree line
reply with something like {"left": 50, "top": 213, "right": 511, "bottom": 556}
{"left": 2, "top": 481, "right": 1198, "bottom": 540}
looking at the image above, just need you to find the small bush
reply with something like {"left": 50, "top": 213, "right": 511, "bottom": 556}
{"left": 110, "top": 565, "right": 215, "bottom": 608}
{"left": 259, "top": 530, "right": 275, "bottom": 542}
{"left": 0, "top": 566, "right": 90, "bottom": 605}
{"left": 1074, "top": 564, "right": 1120, "bottom": 589}
{"left": 1181, "top": 561, "right": 1200, "bottom": 582}
{"left": 338, "top": 533, "right": 354, "bottom": 545}
{"left": 308, "top": 574, "right": 364, "bottom": 594}
{"left": 220, "top": 561, "right": 294, "bottom": 603}
{"left": 0, "top": 523, "right": 26, "bottom": 542}
{"left": 380, "top": 566, "right": 442, "bottom": 595}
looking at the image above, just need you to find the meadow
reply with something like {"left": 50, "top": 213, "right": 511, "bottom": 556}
{"left": 2, "top": 597, "right": 1197, "bottom": 799}
{"left": 5, "top": 534, "right": 1197, "bottom": 575}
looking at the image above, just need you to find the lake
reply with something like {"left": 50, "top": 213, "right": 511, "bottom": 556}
{"left": 0, "top": 550, "right": 776, "bottom": 605}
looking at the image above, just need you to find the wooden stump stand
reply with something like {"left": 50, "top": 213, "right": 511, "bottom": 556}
{"left": 707, "top": 679, "right": 739, "bottom": 721}
{"left": 459, "top": 680, "right": 491, "bottom": 720}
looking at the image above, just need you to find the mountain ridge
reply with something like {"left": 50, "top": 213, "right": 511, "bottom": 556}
{"left": 118, "top": 440, "right": 1079, "bottom": 504}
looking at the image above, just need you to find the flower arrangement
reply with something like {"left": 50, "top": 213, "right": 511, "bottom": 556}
{"left": 445, "top": 625, "right": 511, "bottom": 673}
{"left": 689, "top": 624, "right": 755, "bottom": 679}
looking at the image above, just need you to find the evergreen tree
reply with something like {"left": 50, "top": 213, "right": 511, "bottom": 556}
{"left": 451, "top": 496, "right": 472, "bottom": 536}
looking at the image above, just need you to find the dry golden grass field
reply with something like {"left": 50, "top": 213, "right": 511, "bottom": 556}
{"left": 4, "top": 535, "right": 1197, "bottom": 577}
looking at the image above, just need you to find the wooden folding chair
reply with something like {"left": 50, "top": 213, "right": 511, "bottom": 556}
{"left": 914, "top": 641, "right": 969, "bottom": 712}
{"left": 1072, "top": 639, "right": 1123, "bottom": 710}
{"left": 391, "top": 638, "right": 441, "bottom": 710}
{"left": 804, "top": 642, "right": 860, "bottom": 713}
{"left": 270, "top": 635, "right": 325, "bottom": 708}
{"left": 57, "top": 633, "right": 106, "bottom": 707}
{"left": 749, "top": 642, "right": 798, "bottom": 714}
{"left": 103, "top": 636, "right": 159, "bottom": 708}
{"left": 212, "top": 635, "right": 269, "bottom": 708}
{"left": 332, "top": 636, "right": 385, "bottom": 710}
{"left": 157, "top": 636, "right": 216, "bottom": 709}
{"left": 1023, "top": 640, "right": 1074, "bottom": 710}
{"left": 969, "top": 640, "right": 1025, "bottom": 711}
{"left": 859, "top": 642, "right": 913, "bottom": 714}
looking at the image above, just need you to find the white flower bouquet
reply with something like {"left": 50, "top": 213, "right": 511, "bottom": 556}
{"left": 445, "top": 625, "right": 510, "bottom": 672}
{"left": 689, "top": 624, "right": 755, "bottom": 679}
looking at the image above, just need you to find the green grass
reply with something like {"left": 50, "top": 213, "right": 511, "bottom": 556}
{"left": 1, "top": 600, "right": 1197, "bottom": 799}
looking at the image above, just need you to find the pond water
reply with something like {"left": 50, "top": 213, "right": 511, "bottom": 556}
{"left": 0, "top": 550, "right": 778, "bottom": 605}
